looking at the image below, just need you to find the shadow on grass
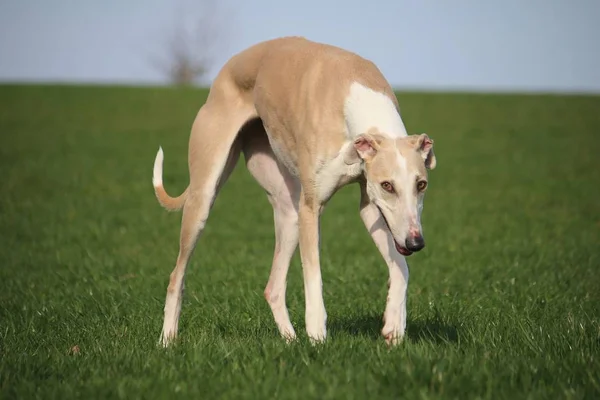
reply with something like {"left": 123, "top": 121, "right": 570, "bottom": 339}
{"left": 407, "top": 318, "right": 459, "bottom": 344}
{"left": 176, "top": 309, "right": 459, "bottom": 346}
{"left": 328, "top": 314, "right": 459, "bottom": 344}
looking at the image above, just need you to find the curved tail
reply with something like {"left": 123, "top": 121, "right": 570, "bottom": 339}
{"left": 152, "top": 147, "right": 188, "bottom": 212}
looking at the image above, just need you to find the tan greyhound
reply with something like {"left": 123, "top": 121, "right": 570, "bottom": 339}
{"left": 152, "top": 36, "right": 437, "bottom": 347}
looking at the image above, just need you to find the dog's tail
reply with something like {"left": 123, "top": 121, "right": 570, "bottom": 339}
{"left": 152, "top": 147, "right": 188, "bottom": 212}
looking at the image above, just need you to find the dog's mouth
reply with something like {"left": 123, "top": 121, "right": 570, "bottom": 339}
{"left": 376, "top": 206, "right": 413, "bottom": 257}
{"left": 394, "top": 241, "right": 413, "bottom": 256}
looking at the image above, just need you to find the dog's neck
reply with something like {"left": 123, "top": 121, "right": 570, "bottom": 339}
{"left": 343, "top": 82, "right": 408, "bottom": 139}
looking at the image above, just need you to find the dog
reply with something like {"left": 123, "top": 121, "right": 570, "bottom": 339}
{"left": 152, "top": 36, "right": 437, "bottom": 347}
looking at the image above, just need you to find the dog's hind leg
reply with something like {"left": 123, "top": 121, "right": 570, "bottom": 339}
{"left": 159, "top": 104, "right": 254, "bottom": 347}
{"left": 242, "top": 122, "right": 300, "bottom": 341}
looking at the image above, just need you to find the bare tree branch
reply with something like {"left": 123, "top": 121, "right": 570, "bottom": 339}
{"left": 148, "top": 0, "right": 229, "bottom": 86}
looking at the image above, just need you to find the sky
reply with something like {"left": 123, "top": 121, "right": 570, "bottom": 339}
{"left": 0, "top": 0, "right": 599, "bottom": 93}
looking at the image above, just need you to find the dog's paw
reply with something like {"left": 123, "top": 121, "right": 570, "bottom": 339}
{"left": 308, "top": 333, "right": 327, "bottom": 346}
{"left": 159, "top": 330, "right": 177, "bottom": 348}
{"left": 275, "top": 321, "right": 297, "bottom": 344}
{"left": 305, "top": 306, "right": 327, "bottom": 344}
{"left": 281, "top": 331, "right": 297, "bottom": 344}
{"left": 306, "top": 325, "right": 327, "bottom": 345}
{"left": 382, "top": 324, "right": 405, "bottom": 347}
{"left": 383, "top": 331, "right": 404, "bottom": 347}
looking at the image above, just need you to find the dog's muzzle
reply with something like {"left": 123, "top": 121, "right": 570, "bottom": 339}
{"left": 376, "top": 205, "right": 422, "bottom": 256}
{"left": 405, "top": 234, "right": 425, "bottom": 252}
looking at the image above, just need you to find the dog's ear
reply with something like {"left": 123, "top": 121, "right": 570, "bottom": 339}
{"left": 344, "top": 133, "right": 381, "bottom": 165}
{"left": 414, "top": 133, "right": 436, "bottom": 170}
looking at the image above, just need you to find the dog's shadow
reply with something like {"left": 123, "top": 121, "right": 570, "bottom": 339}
{"left": 328, "top": 314, "right": 459, "bottom": 344}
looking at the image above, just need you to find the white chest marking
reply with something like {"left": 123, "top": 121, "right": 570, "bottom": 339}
{"left": 343, "top": 82, "right": 408, "bottom": 139}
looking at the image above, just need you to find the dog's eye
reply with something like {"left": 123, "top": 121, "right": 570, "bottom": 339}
{"left": 381, "top": 181, "right": 394, "bottom": 193}
{"left": 417, "top": 180, "right": 428, "bottom": 191}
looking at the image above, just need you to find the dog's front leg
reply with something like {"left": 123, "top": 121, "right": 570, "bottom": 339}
{"left": 298, "top": 192, "right": 327, "bottom": 343}
{"left": 359, "top": 184, "right": 409, "bottom": 346}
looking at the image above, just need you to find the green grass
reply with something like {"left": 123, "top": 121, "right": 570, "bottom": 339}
{"left": 0, "top": 84, "right": 599, "bottom": 399}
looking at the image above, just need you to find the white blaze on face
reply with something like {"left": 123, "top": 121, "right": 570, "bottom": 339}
{"left": 376, "top": 150, "right": 424, "bottom": 243}
{"left": 399, "top": 157, "right": 424, "bottom": 234}
{"left": 416, "top": 197, "right": 424, "bottom": 225}
{"left": 405, "top": 189, "right": 421, "bottom": 234}
{"left": 343, "top": 82, "right": 408, "bottom": 139}
{"left": 398, "top": 153, "right": 420, "bottom": 232}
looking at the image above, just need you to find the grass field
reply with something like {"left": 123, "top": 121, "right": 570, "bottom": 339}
{"left": 0, "top": 84, "right": 599, "bottom": 399}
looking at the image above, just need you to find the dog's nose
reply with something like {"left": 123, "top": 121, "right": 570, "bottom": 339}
{"left": 405, "top": 235, "right": 425, "bottom": 252}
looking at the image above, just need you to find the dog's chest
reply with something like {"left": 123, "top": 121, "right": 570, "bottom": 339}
{"left": 263, "top": 129, "right": 362, "bottom": 203}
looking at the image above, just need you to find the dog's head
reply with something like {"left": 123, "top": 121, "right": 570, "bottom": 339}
{"left": 346, "top": 129, "right": 436, "bottom": 256}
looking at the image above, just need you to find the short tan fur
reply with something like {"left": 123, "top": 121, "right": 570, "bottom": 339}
{"left": 152, "top": 36, "right": 437, "bottom": 346}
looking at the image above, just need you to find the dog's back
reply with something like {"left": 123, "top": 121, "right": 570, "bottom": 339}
{"left": 220, "top": 36, "right": 397, "bottom": 108}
